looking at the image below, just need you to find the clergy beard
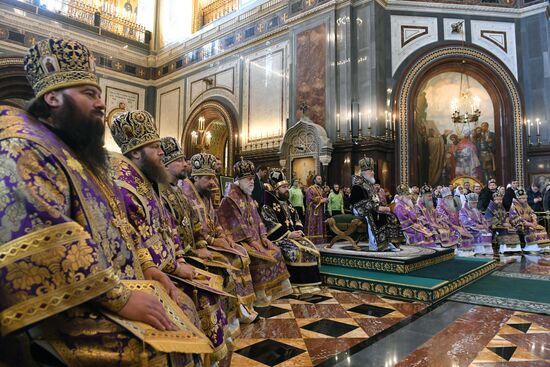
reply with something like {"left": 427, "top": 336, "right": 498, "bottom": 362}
{"left": 238, "top": 179, "right": 254, "bottom": 196}
{"left": 140, "top": 152, "right": 169, "bottom": 185}
{"left": 50, "top": 94, "right": 108, "bottom": 177}
{"left": 277, "top": 190, "right": 290, "bottom": 201}
{"left": 424, "top": 199, "right": 434, "bottom": 209}
{"left": 402, "top": 196, "right": 414, "bottom": 207}
{"left": 197, "top": 186, "right": 211, "bottom": 199}
{"left": 444, "top": 197, "right": 456, "bottom": 212}
{"left": 365, "top": 176, "right": 375, "bottom": 184}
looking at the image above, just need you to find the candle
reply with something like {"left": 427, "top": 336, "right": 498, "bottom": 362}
{"left": 527, "top": 119, "right": 531, "bottom": 136}
{"left": 336, "top": 113, "right": 340, "bottom": 131}
{"left": 367, "top": 110, "right": 372, "bottom": 129}
{"left": 385, "top": 110, "right": 388, "bottom": 130}
{"left": 536, "top": 118, "right": 541, "bottom": 135}
{"left": 348, "top": 113, "right": 352, "bottom": 132}
{"left": 359, "top": 112, "right": 362, "bottom": 131}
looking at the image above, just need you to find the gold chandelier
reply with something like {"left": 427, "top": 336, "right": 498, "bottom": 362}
{"left": 450, "top": 72, "right": 481, "bottom": 133}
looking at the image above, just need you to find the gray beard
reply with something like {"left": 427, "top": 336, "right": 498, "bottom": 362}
{"left": 402, "top": 197, "right": 414, "bottom": 207}
{"left": 365, "top": 176, "right": 375, "bottom": 184}
{"left": 444, "top": 198, "right": 457, "bottom": 212}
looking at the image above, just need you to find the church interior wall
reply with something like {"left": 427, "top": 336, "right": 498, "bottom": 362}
{"left": 0, "top": 0, "right": 548, "bottom": 188}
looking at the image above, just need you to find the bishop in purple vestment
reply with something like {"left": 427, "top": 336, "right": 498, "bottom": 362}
{"left": 305, "top": 175, "right": 327, "bottom": 244}
{"left": 415, "top": 185, "right": 460, "bottom": 248}
{"left": 436, "top": 187, "right": 474, "bottom": 254}
{"left": 393, "top": 184, "right": 437, "bottom": 248}
{"left": 459, "top": 193, "right": 493, "bottom": 255}
{"left": 109, "top": 111, "right": 229, "bottom": 361}
{"left": 510, "top": 188, "right": 550, "bottom": 253}
{"left": 218, "top": 159, "right": 291, "bottom": 307}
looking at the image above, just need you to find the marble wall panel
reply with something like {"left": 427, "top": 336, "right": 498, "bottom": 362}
{"left": 99, "top": 78, "right": 145, "bottom": 152}
{"left": 156, "top": 80, "right": 185, "bottom": 140}
{"left": 296, "top": 23, "right": 327, "bottom": 128}
{"left": 185, "top": 59, "right": 240, "bottom": 119}
{"left": 391, "top": 15, "right": 438, "bottom": 75}
{"left": 242, "top": 41, "right": 288, "bottom": 143}
{"left": 471, "top": 20, "right": 517, "bottom": 79}
{"left": 443, "top": 18, "right": 466, "bottom": 42}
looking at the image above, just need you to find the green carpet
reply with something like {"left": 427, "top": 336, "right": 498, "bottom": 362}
{"left": 449, "top": 271, "right": 550, "bottom": 315}
{"left": 321, "top": 257, "right": 496, "bottom": 303}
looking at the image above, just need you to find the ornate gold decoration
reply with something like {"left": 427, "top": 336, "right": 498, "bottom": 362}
{"left": 110, "top": 110, "right": 160, "bottom": 154}
{"left": 160, "top": 136, "right": 185, "bottom": 165}
{"left": 233, "top": 157, "right": 255, "bottom": 179}
{"left": 321, "top": 260, "right": 497, "bottom": 302}
{"left": 397, "top": 46, "right": 524, "bottom": 186}
{"left": 190, "top": 152, "right": 217, "bottom": 177}
{"left": 104, "top": 280, "right": 213, "bottom": 353}
{"left": 23, "top": 38, "right": 99, "bottom": 98}
{"left": 0, "top": 268, "right": 118, "bottom": 336}
{"left": 0, "top": 222, "right": 88, "bottom": 266}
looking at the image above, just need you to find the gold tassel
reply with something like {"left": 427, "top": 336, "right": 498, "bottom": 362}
{"left": 140, "top": 339, "right": 149, "bottom": 367}
{"left": 204, "top": 353, "right": 211, "bottom": 367}
{"left": 193, "top": 288, "right": 198, "bottom": 306}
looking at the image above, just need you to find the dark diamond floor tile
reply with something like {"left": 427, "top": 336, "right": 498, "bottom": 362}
{"left": 301, "top": 319, "right": 358, "bottom": 337}
{"left": 302, "top": 294, "right": 332, "bottom": 304}
{"left": 488, "top": 346, "right": 517, "bottom": 361}
{"left": 256, "top": 305, "right": 289, "bottom": 318}
{"left": 284, "top": 294, "right": 332, "bottom": 303}
{"left": 348, "top": 304, "right": 394, "bottom": 317}
{"left": 235, "top": 339, "right": 305, "bottom": 366}
{"left": 508, "top": 323, "right": 531, "bottom": 333}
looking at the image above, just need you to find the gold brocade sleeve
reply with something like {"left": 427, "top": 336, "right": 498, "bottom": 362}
{"left": 0, "top": 223, "right": 120, "bottom": 336}
{"left": 0, "top": 139, "right": 121, "bottom": 336}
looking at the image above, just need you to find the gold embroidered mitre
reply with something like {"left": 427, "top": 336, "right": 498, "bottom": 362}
{"left": 396, "top": 184, "right": 410, "bottom": 196}
{"left": 359, "top": 155, "right": 375, "bottom": 171}
{"left": 161, "top": 136, "right": 185, "bottom": 165}
{"left": 233, "top": 157, "right": 255, "bottom": 180}
{"left": 190, "top": 152, "right": 217, "bottom": 177}
{"left": 110, "top": 110, "right": 160, "bottom": 154}
{"left": 24, "top": 38, "right": 99, "bottom": 98}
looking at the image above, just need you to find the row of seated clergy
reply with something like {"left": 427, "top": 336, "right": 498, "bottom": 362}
{"left": 392, "top": 183, "right": 550, "bottom": 255}
{"left": 0, "top": 38, "right": 212, "bottom": 367}
{"left": 109, "top": 109, "right": 310, "bottom": 364}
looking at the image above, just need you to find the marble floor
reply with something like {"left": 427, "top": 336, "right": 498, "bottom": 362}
{"left": 227, "top": 253, "right": 550, "bottom": 367}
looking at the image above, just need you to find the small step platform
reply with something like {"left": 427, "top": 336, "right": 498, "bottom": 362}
{"left": 321, "top": 244, "right": 455, "bottom": 274}
{"left": 319, "top": 243, "right": 496, "bottom": 303}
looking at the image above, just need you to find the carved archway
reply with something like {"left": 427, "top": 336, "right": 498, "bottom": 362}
{"left": 182, "top": 100, "right": 236, "bottom": 175}
{"left": 395, "top": 45, "right": 525, "bottom": 186}
{"left": 280, "top": 115, "right": 333, "bottom": 183}
{"left": 0, "top": 57, "right": 34, "bottom": 107}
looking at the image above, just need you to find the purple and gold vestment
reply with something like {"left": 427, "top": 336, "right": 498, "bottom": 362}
{"left": 0, "top": 106, "right": 192, "bottom": 366}
{"left": 305, "top": 184, "right": 326, "bottom": 245}
{"left": 110, "top": 154, "right": 229, "bottom": 361}
{"left": 510, "top": 199, "right": 550, "bottom": 251}
{"left": 218, "top": 184, "right": 291, "bottom": 305}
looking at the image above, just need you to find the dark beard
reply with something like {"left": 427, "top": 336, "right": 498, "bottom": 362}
{"left": 50, "top": 93, "right": 108, "bottom": 177}
{"left": 277, "top": 190, "right": 289, "bottom": 201}
{"left": 140, "top": 153, "right": 169, "bottom": 185}
{"left": 198, "top": 186, "right": 211, "bottom": 199}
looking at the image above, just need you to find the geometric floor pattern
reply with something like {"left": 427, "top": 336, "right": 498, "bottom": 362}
{"left": 231, "top": 287, "right": 427, "bottom": 366}
{"left": 469, "top": 311, "right": 550, "bottom": 366}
